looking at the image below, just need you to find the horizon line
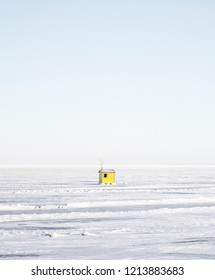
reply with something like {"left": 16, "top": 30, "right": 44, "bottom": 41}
{"left": 1, "top": 164, "right": 215, "bottom": 168}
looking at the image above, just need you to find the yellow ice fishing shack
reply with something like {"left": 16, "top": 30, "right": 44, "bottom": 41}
{"left": 99, "top": 169, "right": 115, "bottom": 185}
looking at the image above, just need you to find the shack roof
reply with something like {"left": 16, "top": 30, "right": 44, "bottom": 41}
{"left": 98, "top": 169, "right": 115, "bottom": 173}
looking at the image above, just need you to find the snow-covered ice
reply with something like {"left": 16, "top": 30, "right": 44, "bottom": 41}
{"left": 0, "top": 165, "right": 215, "bottom": 259}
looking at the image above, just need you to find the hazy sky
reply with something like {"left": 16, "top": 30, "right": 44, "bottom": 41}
{"left": 1, "top": 0, "right": 215, "bottom": 165}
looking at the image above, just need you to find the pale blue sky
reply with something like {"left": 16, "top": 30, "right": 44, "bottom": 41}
{"left": 0, "top": 0, "right": 215, "bottom": 165}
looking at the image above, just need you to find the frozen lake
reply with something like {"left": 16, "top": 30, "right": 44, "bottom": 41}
{"left": 0, "top": 166, "right": 215, "bottom": 260}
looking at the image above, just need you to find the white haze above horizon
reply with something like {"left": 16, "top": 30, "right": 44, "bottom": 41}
{"left": 0, "top": 0, "right": 215, "bottom": 165}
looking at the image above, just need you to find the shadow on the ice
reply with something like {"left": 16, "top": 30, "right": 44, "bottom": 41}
{"left": 163, "top": 252, "right": 215, "bottom": 259}
{"left": 0, "top": 254, "right": 40, "bottom": 259}
{"left": 78, "top": 180, "right": 99, "bottom": 185}
{"left": 174, "top": 239, "right": 208, "bottom": 244}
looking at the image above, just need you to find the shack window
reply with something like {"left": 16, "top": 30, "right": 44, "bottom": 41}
{"left": 104, "top": 173, "right": 108, "bottom": 178}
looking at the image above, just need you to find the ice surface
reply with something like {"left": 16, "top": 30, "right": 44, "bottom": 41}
{"left": 0, "top": 165, "right": 215, "bottom": 259}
